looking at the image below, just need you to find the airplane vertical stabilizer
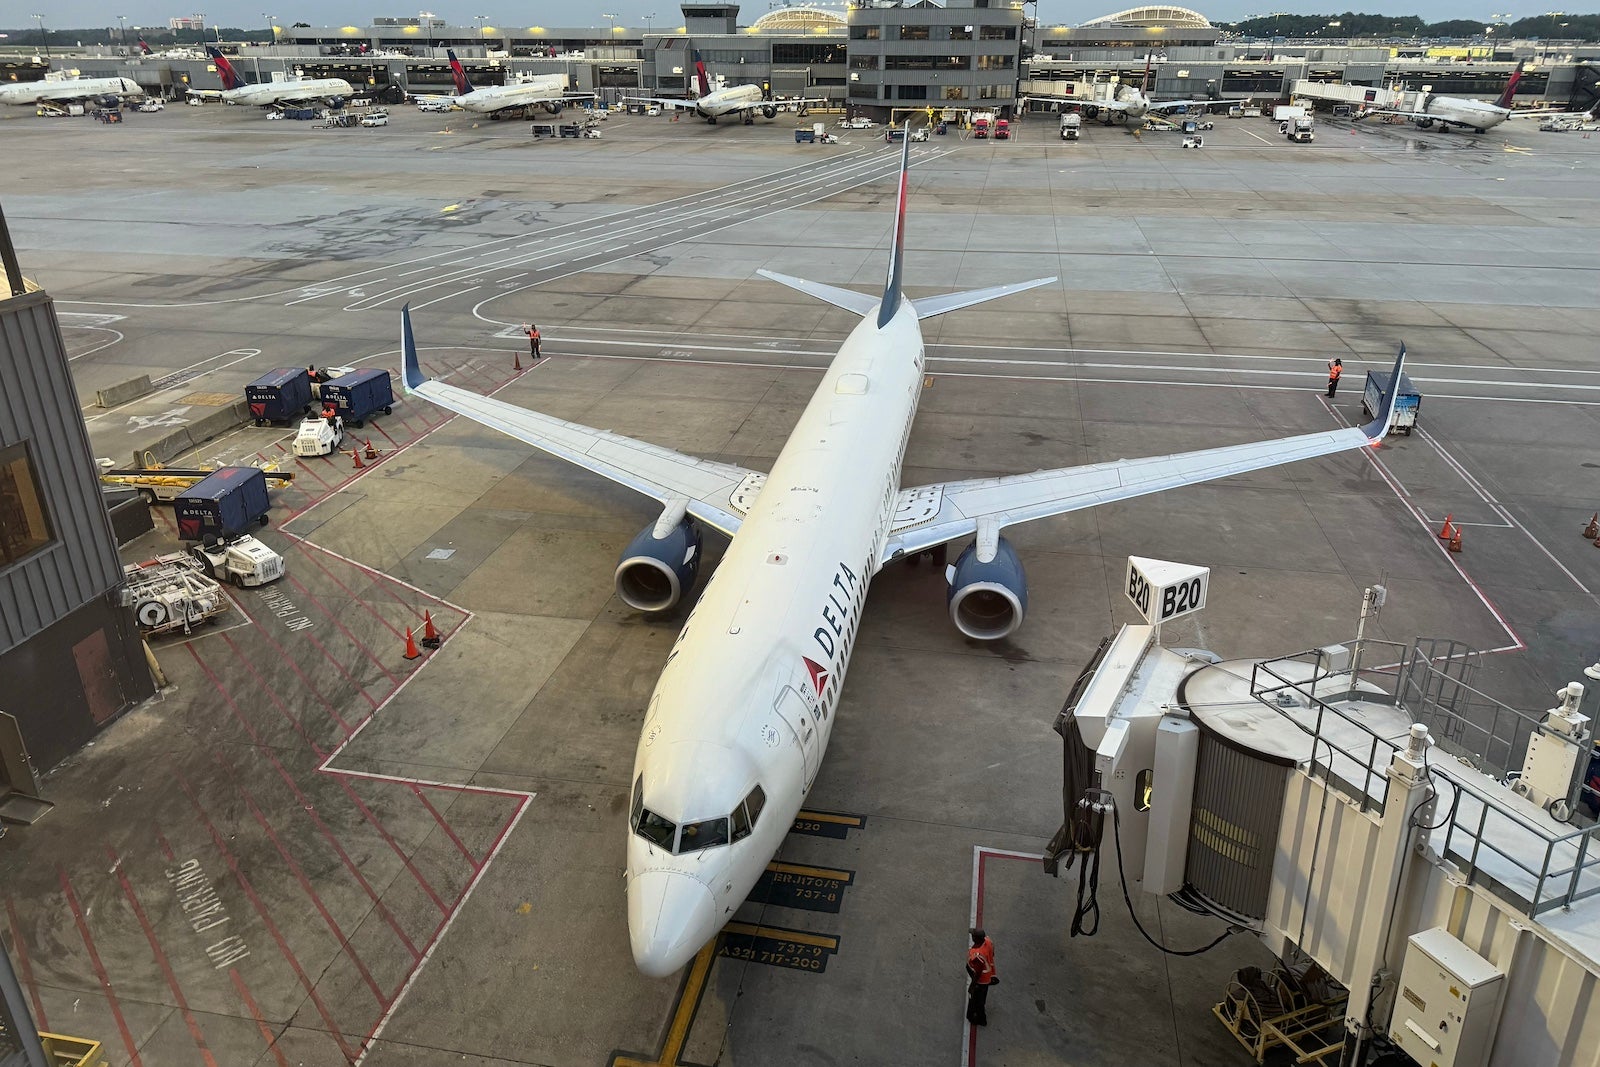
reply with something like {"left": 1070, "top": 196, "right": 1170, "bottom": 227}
{"left": 447, "top": 50, "right": 475, "bottom": 96}
{"left": 693, "top": 52, "right": 713, "bottom": 98}
{"left": 876, "top": 128, "right": 913, "bottom": 327}
{"left": 1495, "top": 61, "right": 1525, "bottom": 110}
{"left": 206, "top": 46, "right": 244, "bottom": 90}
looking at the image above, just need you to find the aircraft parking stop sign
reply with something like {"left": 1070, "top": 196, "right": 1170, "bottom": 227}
{"left": 1125, "top": 556, "right": 1209, "bottom": 626}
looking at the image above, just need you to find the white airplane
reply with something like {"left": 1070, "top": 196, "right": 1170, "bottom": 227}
{"left": 1350, "top": 62, "right": 1596, "bottom": 133}
{"left": 0, "top": 75, "right": 143, "bottom": 107}
{"left": 398, "top": 131, "right": 1407, "bottom": 978}
{"left": 425, "top": 50, "right": 590, "bottom": 116}
{"left": 629, "top": 51, "right": 824, "bottom": 125}
{"left": 200, "top": 46, "right": 353, "bottom": 107}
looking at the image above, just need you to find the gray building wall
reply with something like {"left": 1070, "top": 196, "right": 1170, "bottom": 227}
{"left": 847, "top": 0, "right": 1025, "bottom": 114}
{"left": 0, "top": 289, "right": 154, "bottom": 769}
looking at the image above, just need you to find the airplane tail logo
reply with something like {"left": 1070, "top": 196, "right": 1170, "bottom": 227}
{"left": 136, "top": 36, "right": 152, "bottom": 55}
{"left": 1494, "top": 60, "right": 1525, "bottom": 110}
{"left": 447, "top": 49, "right": 473, "bottom": 95}
{"left": 206, "top": 46, "right": 243, "bottom": 91}
{"left": 693, "top": 52, "right": 712, "bottom": 98}
{"left": 803, "top": 657, "right": 830, "bottom": 698}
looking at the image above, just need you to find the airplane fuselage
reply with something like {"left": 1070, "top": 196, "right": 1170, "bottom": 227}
{"left": 626, "top": 301, "right": 926, "bottom": 976}
{"left": 456, "top": 76, "right": 568, "bottom": 114}
{"left": 1413, "top": 95, "right": 1509, "bottom": 131}
{"left": 221, "top": 78, "right": 355, "bottom": 107}
{"left": 694, "top": 83, "right": 767, "bottom": 119}
{"left": 0, "top": 77, "right": 142, "bottom": 106}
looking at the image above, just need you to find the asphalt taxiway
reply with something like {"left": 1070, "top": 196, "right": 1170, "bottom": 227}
{"left": 3, "top": 102, "right": 1599, "bottom": 1066}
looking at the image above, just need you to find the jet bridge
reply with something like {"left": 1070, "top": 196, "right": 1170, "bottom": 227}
{"left": 1047, "top": 565, "right": 1600, "bottom": 1067}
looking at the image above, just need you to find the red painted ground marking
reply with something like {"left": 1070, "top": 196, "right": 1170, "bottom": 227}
{"left": 964, "top": 849, "right": 1044, "bottom": 1067}
{"left": 293, "top": 455, "right": 339, "bottom": 492}
{"left": 274, "top": 441, "right": 288, "bottom": 453}
{"left": 204, "top": 637, "right": 327, "bottom": 758}
{"left": 189, "top": 644, "right": 422, "bottom": 959}
{"left": 408, "top": 785, "right": 480, "bottom": 870}
{"left": 233, "top": 785, "right": 389, "bottom": 1007}
{"left": 371, "top": 421, "right": 402, "bottom": 450}
{"left": 270, "top": 570, "right": 393, "bottom": 706}
{"left": 4, "top": 896, "right": 48, "bottom": 1031}
{"left": 230, "top": 969, "right": 291, "bottom": 1067}
{"left": 283, "top": 550, "right": 408, "bottom": 650}
{"left": 178, "top": 775, "right": 360, "bottom": 1063}
{"left": 107, "top": 845, "right": 220, "bottom": 1067}
{"left": 225, "top": 594, "right": 358, "bottom": 736}
{"left": 59, "top": 868, "right": 142, "bottom": 1067}
{"left": 288, "top": 533, "right": 469, "bottom": 646}
{"left": 155, "top": 830, "right": 177, "bottom": 862}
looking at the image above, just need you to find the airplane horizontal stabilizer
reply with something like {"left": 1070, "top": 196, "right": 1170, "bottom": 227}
{"left": 911, "top": 277, "right": 1057, "bottom": 320}
{"left": 755, "top": 269, "right": 879, "bottom": 316}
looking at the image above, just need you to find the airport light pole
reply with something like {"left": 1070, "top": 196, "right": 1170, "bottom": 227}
{"left": 645, "top": 11, "right": 656, "bottom": 33}
{"left": 31, "top": 13, "right": 50, "bottom": 58}
{"left": 603, "top": 12, "right": 618, "bottom": 36}
{"left": 474, "top": 14, "right": 487, "bottom": 46}
{"left": 420, "top": 11, "right": 434, "bottom": 53}
{"left": 117, "top": 15, "right": 128, "bottom": 51}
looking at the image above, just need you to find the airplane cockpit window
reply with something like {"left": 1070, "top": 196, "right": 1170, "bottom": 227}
{"left": 731, "top": 802, "right": 751, "bottom": 841}
{"left": 731, "top": 784, "right": 766, "bottom": 842}
{"left": 635, "top": 807, "right": 677, "bottom": 849}
{"left": 676, "top": 817, "right": 729, "bottom": 854}
{"left": 745, "top": 784, "right": 766, "bottom": 825}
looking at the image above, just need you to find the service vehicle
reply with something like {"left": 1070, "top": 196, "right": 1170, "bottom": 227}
{"left": 1060, "top": 112, "right": 1082, "bottom": 140}
{"left": 188, "top": 533, "right": 285, "bottom": 587}
{"left": 1287, "top": 116, "right": 1315, "bottom": 142}
{"left": 1273, "top": 104, "right": 1307, "bottom": 122}
{"left": 360, "top": 113, "right": 388, "bottom": 126}
{"left": 1182, "top": 135, "right": 1204, "bottom": 148}
{"left": 993, "top": 118, "right": 1011, "bottom": 140}
{"left": 1363, "top": 366, "right": 1419, "bottom": 435}
{"left": 186, "top": 96, "right": 205, "bottom": 106}
{"left": 908, "top": 124, "right": 929, "bottom": 141}
{"left": 972, "top": 113, "right": 993, "bottom": 138}
{"left": 174, "top": 466, "right": 272, "bottom": 541}
{"left": 137, "top": 99, "right": 165, "bottom": 112}
{"left": 122, "top": 555, "right": 229, "bottom": 636}
{"left": 100, "top": 461, "right": 293, "bottom": 505}
{"left": 293, "top": 413, "right": 346, "bottom": 457}
{"left": 838, "top": 116, "right": 876, "bottom": 129}
{"left": 319, "top": 367, "right": 394, "bottom": 427}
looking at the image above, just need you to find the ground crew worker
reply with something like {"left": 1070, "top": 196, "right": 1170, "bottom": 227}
{"left": 1326, "top": 358, "right": 1344, "bottom": 398}
{"left": 323, "top": 402, "right": 338, "bottom": 427}
{"left": 965, "top": 927, "right": 998, "bottom": 1026}
{"left": 526, "top": 323, "right": 542, "bottom": 361}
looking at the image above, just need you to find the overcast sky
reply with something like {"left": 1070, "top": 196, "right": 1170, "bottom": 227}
{"left": 5, "top": 3, "right": 1556, "bottom": 33}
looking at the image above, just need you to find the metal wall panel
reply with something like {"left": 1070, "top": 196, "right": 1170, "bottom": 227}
{"left": 0, "top": 291, "right": 125, "bottom": 655}
{"left": 1186, "top": 723, "right": 1291, "bottom": 920}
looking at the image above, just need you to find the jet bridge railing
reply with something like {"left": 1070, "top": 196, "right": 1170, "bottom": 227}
{"left": 1399, "top": 637, "right": 1549, "bottom": 781}
{"left": 1247, "top": 640, "right": 1415, "bottom": 816}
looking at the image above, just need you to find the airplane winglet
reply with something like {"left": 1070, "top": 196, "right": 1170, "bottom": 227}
{"left": 1357, "top": 343, "right": 1407, "bottom": 444}
{"left": 401, "top": 305, "right": 428, "bottom": 392}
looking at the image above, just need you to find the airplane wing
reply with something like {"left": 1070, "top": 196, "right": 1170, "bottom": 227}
{"left": 400, "top": 308, "right": 757, "bottom": 536}
{"left": 624, "top": 97, "right": 700, "bottom": 110}
{"left": 881, "top": 346, "right": 1408, "bottom": 563}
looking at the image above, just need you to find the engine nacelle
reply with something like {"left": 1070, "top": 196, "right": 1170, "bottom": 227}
{"left": 762, "top": 104, "right": 777, "bottom": 119}
{"left": 544, "top": 100, "right": 564, "bottom": 116}
{"left": 615, "top": 518, "right": 702, "bottom": 612}
{"left": 946, "top": 537, "right": 1027, "bottom": 641}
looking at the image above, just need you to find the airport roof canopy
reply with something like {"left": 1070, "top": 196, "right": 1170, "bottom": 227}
{"left": 1081, "top": 5, "right": 1212, "bottom": 29}
{"left": 748, "top": 5, "right": 847, "bottom": 32}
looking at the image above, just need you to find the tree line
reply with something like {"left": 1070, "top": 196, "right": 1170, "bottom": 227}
{"left": 0, "top": 27, "right": 276, "bottom": 48}
{"left": 1220, "top": 11, "right": 1600, "bottom": 41}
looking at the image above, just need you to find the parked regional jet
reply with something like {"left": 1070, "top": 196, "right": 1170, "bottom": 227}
{"left": 0, "top": 75, "right": 143, "bottom": 107}
{"left": 400, "top": 130, "right": 1406, "bottom": 978}
{"left": 424, "top": 50, "right": 590, "bottom": 115}
{"left": 1350, "top": 62, "right": 1595, "bottom": 133}
{"left": 628, "top": 52, "right": 824, "bottom": 124}
{"left": 1078, "top": 55, "right": 1212, "bottom": 126}
{"left": 198, "top": 46, "right": 354, "bottom": 107}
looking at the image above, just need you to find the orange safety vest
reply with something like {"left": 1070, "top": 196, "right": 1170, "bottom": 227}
{"left": 530, "top": 328, "right": 541, "bottom": 340}
{"left": 967, "top": 938, "right": 996, "bottom": 985}
{"left": 1328, "top": 363, "right": 1342, "bottom": 381}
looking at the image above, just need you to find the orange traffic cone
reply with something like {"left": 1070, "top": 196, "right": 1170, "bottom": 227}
{"left": 1448, "top": 528, "right": 1463, "bottom": 553}
{"left": 351, "top": 447, "right": 365, "bottom": 469}
{"left": 1584, "top": 513, "right": 1599, "bottom": 540}
{"left": 514, "top": 348, "right": 522, "bottom": 371}
{"left": 1437, "top": 514, "right": 1454, "bottom": 540}
{"left": 403, "top": 627, "right": 422, "bottom": 660}
{"left": 421, "top": 610, "right": 442, "bottom": 649}
{"left": 364, "top": 439, "right": 378, "bottom": 461}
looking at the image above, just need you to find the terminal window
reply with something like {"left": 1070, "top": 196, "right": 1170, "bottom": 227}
{"left": 979, "top": 26, "right": 1016, "bottom": 40}
{"left": 0, "top": 441, "right": 54, "bottom": 567}
{"left": 899, "top": 25, "right": 931, "bottom": 40}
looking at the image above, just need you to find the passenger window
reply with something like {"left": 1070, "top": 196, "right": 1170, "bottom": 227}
{"left": 745, "top": 785, "right": 766, "bottom": 826}
{"left": 635, "top": 808, "right": 676, "bottom": 850}
{"left": 677, "top": 817, "right": 729, "bottom": 853}
{"left": 732, "top": 803, "right": 752, "bottom": 842}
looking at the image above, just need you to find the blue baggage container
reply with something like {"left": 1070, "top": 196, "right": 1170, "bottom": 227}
{"left": 175, "top": 466, "right": 270, "bottom": 542}
{"left": 319, "top": 368, "right": 394, "bottom": 427}
{"left": 245, "top": 367, "right": 313, "bottom": 425}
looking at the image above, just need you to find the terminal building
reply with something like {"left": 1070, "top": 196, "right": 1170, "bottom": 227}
{"left": 7, "top": 3, "right": 1600, "bottom": 120}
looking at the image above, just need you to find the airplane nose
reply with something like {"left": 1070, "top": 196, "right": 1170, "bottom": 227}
{"left": 629, "top": 870, "right": 720, "bottom": 978}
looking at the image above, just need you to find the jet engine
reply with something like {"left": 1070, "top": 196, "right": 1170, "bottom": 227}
{"left": 762, "top": 104, "right": 777, "bottom": 119}
{"left": 544, "top": 100, "right": 564, "bottom": 115}
{"left": 945, "top": 537, "right": 1027, "bottom": 641}
{"left": 615, "top": 518, "right": 702, "bottom": 612}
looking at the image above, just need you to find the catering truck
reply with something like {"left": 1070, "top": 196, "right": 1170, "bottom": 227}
{"left": 1060, "top": 112, "right": 1082, "bottom": 140}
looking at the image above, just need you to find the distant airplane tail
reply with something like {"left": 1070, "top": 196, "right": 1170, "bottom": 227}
{"left": 692, "top": 51, "right": 712, "bottom": 98}
{"left": 757, "top": 125, "right": 1055, "bottom": 329}
{"left": 136, "top": 36, "right": 152, "bottom": 55}
{"left": 1139, "top": 53, "right": 1153, "bottom": 95}
{"left": 447, "top": 49, "right": 474, "bottom": 96}
{"left": 1495, "top": 60, "right": 1525, "bottom": 110}
{"left": 206, "top": 45, "right": 243, "bottom": 91}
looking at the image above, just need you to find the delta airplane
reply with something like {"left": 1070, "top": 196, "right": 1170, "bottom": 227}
{"left": 0, "top": 75, "right": 143, "bottom": 107}
{"left": 419, "top": 50, "right": 591, "bottom": 116}
{"left": 399, "top": 130, "right": 1406, "bottom": 977}
{"left": 1077, "top": 56, "right": 1211, "bottom": 126}
{"left": 1351, "top": 62, "right": 1595, "bottom": 133}
{"left": 629, "top": 52, "right": 824, "bottom": 124}
{"left": 199, "top": 46, "right": 354, "bottom": 107}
